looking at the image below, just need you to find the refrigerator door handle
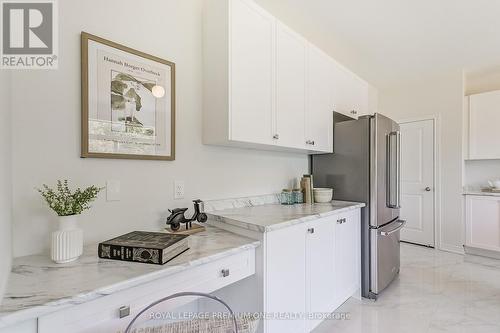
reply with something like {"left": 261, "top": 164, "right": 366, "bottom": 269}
{"left": 386, "top": 131, "right": 401, "bottom": 209}
{"left": 379, "top": 220, "right": 406, "bottom": 236}
{"left": 396, "top": 131, "right": 402, "bottom": 208}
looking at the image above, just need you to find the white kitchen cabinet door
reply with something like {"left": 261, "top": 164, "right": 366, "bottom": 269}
{"left": 331, "top": 60, "right": 354, "bottom": 118}
{"left": 468, "top": 90, "right": 500, "bottom": 159}
{"left": 275, "top": 21, "right": 307, "bottom": 149}
{"left": 331, "top": 61, "right": 369, "bottom": 119}
{"left": 229, "top": 0, "right": 275, "bottom": 145}
{"left": 334, "top": 211, "right": 361, "bottom": 304}
{"left": 306, "top": 45, "right": 334, "bottom": 153}
{"left": 350, "top": 76, "right": 369, "bottom": 118}
{"left": 466, "top": 195, "right": 500, "bottom": 252}
{"left": 306, "top": 217, "right": 336, "bottom": 331}
{"left": 265, "top": 223, "right": 307, "bottom": 333}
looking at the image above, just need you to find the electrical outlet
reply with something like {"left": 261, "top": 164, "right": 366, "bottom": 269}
{"left": 174, "top": 181, "right": 185, "bottom": 199}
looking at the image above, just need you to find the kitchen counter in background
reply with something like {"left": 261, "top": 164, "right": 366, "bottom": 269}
{"left": 463, "top": 188, "right": 500, "bottom": 197}
{"left": 0, "top": 226, "right": 259, "bottom": 328}
{"left": 205, "top": 195, "right": 365, "bottom": 232}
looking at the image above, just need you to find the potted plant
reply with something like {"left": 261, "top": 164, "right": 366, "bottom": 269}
{"left": 37, "top": 180, "right": 103, "bottom": 263}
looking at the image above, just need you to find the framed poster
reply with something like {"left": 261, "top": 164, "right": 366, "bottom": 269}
{"left": 81, "top": 32, "right": 175, "bottom": 160}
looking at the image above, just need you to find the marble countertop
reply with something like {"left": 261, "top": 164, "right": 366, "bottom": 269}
{"left": 207, "top": 200, "right": 365, "bottom": 232}
{"left": 0, "top": 226, "right": 260, "bottom": 328}
{"left": 462, "top": 189, "right": 500, "bottom": 197}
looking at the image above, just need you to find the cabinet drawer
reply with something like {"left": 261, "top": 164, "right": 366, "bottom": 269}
{"left": 38, "top": 249, "right": 255, "bottom": 333}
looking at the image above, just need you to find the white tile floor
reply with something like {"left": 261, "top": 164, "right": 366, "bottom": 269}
{"left": 314, "top": 243, "right": 500, "bottom": 333}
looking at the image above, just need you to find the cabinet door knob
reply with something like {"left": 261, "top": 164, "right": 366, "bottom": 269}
{"left": 273, "top": 134, "right": 279, "bottom": 140}
{"left": 425, "top": 187, "right": 431, "bottom": 192}
{"left": 308, "top": 228, "right": 315, "bottom": 234}
{"left": 119, "top": 305, "right": 130, "bottom": 318}
{"left": 351, "top": 110, "right": 358, "bottom": 115}
{"left": 221, "top": 269, "right": 230, "bottom": 277}
{"left": 311, "top": 141, "right": 315, "bottom": 146}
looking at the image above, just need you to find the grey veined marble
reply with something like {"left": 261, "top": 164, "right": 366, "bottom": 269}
{"left": 0, "top": 226, "right": 259, "bottom": 328}
{"left": 206, "top": 198, "right": 365, "bottom": 232}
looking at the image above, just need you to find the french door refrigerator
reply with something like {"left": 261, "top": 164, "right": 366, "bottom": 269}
{"left": 311, "top": 113, "right": 405, "bottom": 299}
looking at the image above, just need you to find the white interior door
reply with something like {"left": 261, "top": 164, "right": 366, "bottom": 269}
{"left": 399, "top": 119, "right": 435, "bottom": 247}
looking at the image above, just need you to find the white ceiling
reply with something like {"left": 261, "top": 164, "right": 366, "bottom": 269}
{"left": 255, "top": 0, "right": 500, "bottom": 88}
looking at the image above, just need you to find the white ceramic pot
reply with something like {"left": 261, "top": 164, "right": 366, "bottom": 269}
{"left": 51, "top": 215, "right": 83, "bottom": 264}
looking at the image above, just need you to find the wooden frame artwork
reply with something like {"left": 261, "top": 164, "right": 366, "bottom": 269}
{"left": 81, "top": 32, "right": 175, "bottom": 160}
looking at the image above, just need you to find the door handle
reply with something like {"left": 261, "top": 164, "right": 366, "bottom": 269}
{"left": 425, "top": 187, "right": 431, "bottom": 192}
{"left": 386, "top": 131, "right": 401, "bottom": 209}
{"left": 379, "top": 220, "right": 406, "bottom": 236}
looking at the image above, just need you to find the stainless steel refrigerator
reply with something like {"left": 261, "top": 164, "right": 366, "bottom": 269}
{"left": 311, "top": 113, "right": 405, "bottom": 299}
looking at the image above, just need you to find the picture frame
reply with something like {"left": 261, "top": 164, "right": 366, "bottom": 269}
{"left": 81, "top": 32, "right": 175, "bottom": 161}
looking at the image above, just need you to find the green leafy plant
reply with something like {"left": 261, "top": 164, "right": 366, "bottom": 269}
{"left": 36, "top": 180, "right": 103, "bottom": 216}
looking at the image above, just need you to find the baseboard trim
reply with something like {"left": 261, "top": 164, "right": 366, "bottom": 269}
{"left": 439, "top": 242, "right": 465, "bottom": 255}
{"left": 464, "top": 246, "right": 500, "bottom": 260}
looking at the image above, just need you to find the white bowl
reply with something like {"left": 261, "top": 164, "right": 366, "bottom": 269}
{"left": 313, "top": 188, "right": 333, "bottom": 203}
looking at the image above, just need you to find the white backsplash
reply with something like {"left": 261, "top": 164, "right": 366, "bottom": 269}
{"left": 465, "top": 159, "right": 500, "bottom": 189}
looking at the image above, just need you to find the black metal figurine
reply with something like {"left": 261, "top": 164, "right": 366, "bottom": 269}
{"left": 166, "top": 199, "right": 208, "bottom": 231}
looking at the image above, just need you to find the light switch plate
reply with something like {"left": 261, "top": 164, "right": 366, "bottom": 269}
{"left": 106, "top": 180, "right": 121, "bottom": 201}
{"left": 174, "top": 181, "right": 184, "bottom": 199}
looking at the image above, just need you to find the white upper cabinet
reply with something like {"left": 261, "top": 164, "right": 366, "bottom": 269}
{"left": 229, "top": 0, "right": 275, "bottom": 145}
{"left": 331, "top": 60, "right": 369, "bottom": 119}
{"left": 275, "top": 21, "right": 307, "bottom": 149}
{"left": 306, "top": 45, "right": 334, "bottom": 152}
{"left": 203, "top": 0, "right": 372, "bottom": 153}
{"left": 467, "top": 90, "right": 500, "bottom": 160}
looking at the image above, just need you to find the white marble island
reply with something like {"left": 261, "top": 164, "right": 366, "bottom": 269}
{"left": 0, "top": 226, "right": 259, "bottom": 333}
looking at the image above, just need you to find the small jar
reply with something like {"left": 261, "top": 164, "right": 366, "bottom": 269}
{"left": 293, "top": 189, "right": 303, "bottom": 204}
{"left": 280, "top": 189, "right": 294, "bottom": 205}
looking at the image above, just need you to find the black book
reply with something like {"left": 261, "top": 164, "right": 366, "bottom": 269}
{"left": 98, "top": 231, "right": 189, "bottom": 265}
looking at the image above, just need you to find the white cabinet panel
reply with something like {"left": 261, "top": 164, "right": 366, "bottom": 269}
{"left": 306, "top": 217, "right": 336, "bottom": 331}
{"left": 307, "top": 45, "right": 333, "bottom": 152}
{"left": 466, "top": 195, "right": 500, "bottom": 252}
{"left": 229, "top": 0, "right": 275, "bottom": 145}
{"left": 0, "top": 320, "right": 37, "bottom": 333}
{"left": 266, "top": 223, "right": 307, "bottom": 333}
{"left": 275, "top": 21, "right": 307, "bottom": 149}
{"left": 334, "top": 210, "right": 361, "bottom": 303}
{"left": 331, "top": 61, "right": 369, "bottom": 119}
{"left": 468, "top": 90, "right": 500, "bottom": 159}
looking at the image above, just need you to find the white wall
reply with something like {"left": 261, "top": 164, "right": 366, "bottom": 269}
{"left": 379, "top": 71, "right": 465, "bottom": 253}
{"left": 10, "top": 0, "right": 308, "bottom": 257}
{"left": 0, "top": 70, "right": 12, "bottom": 300}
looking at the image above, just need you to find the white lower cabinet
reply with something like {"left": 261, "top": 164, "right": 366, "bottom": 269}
{"left": 466, "top": 195, "right": 500, "bottom": 252}
{"left": 264, "top": 210, "right": 361, "bottom": 333}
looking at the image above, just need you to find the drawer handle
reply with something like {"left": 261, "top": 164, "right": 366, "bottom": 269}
{"left": 221, "top": 269, "right": 230, "bottom": 277}
{"left": 337, "top": 218, "right": 347, "bottom": 224}
{"left": 308, "top": 228, "right": 315, "bottom": 234}
{"left": 273, "top": 134, "right": 279, "bottom": 140}
{"left": 119, "top": 305, "right": 130, "bottom": 318}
